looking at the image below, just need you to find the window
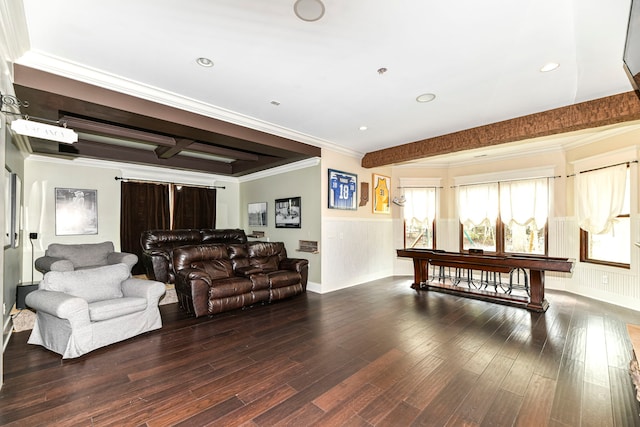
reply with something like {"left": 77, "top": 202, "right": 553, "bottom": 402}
{"left": 459, "top": 183, "right": 499, "bottom": 252}
{"left": 578, "top": 165, "right": 630, "bottom": 267}
{"left": 403, "top": 188, "right": 436, "bottom": 249}
{"left": 458, "top": 178, "right": 549, "bottom": 255}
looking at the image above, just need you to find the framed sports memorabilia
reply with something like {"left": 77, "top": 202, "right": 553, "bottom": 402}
{"left": 328, "top": 169, "right": 357, "bottom": 210}
{"left": 248, "top": 202, "right": 267, "bottom": 226}
{"left": 372, "top": 174, "right": 390, "bottom": 214}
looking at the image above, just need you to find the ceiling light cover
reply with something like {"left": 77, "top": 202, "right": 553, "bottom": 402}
{"left": 540, "top": 62, "right": 559, "bottom": 72}
{"left": 294, "top": 0, "right": 325, "bottom": 22}
{"left": 196, "top": 57, "right": 214, "bottom": 67}
{"left": 416, "top": 93, "right": 436, "bottom": 103}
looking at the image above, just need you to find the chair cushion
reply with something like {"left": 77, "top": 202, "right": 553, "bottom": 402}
{"left": 46, "top": 242, "right": 115, "bottom": 269}
{"left": 88, "top": 297, "right": 148, "bottom": 321}
{"left": 41, "top": 263, "right": 130, "bottom": 303}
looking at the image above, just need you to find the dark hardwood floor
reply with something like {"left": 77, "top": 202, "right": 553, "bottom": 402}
{"left": 2, "top": 277, "right": 640, "bottom": 426}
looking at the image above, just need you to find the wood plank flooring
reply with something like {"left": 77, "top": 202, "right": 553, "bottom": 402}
{"left": 2, "top": 276, "right": 640, "bottom": 426}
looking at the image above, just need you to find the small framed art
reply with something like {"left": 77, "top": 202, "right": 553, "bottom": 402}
{"left": 55, "top": 188, "right": 98, "bottom": 235}
{"left": 372, "top": 174, "right": 391, "bottom": 214}
{"left": 275, "top": 197, "right": 301, "bottom": 228}
{"left": 328, "top": 169, "right": 357, "bottom": 210}
{"left": 248, "top": 202, "right": 267, "bottom": 226}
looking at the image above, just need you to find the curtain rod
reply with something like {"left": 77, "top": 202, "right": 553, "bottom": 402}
{"left": 450, "top": 174, "right": 561, "bottom": 188}
{"left": 566, "top": 160, "right": 638, "bottom": 177}
{"left": 114, "top": 176, "right": 225, "bottom": 189}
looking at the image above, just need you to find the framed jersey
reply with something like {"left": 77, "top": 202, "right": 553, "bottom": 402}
{"left": 372, "top": 173, "right": 390, "bottom": 214}
{"left": 328, "top": 169, "right": 357, "bottom": 210}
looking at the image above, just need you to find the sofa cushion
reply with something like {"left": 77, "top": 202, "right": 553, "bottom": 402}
{"left": 46, "top": 241, "right": 114, "bottom": 269}
{"left": 173, "top": 244, "right": 234, "bottom": 279}
{"left": 88, "top": 297, "right": 147, "bottom": 321}
{"left": 41, "top": 263, "right": 130, "bottom": 303}
{"left": 248, "top": 242, "right": 286, "bottom": 272}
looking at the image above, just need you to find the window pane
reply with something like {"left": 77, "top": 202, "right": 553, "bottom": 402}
{"left": 405, "top": 219, "right": 433, "bottom": 249}
{"left": 588, "top": 218, "right": 630, "bottom": 264}
{"left": 505, "top": 220, "right": 545, "bottom": 254}
{"left": 462, "top": 219, "right": 496, "bottom": 251}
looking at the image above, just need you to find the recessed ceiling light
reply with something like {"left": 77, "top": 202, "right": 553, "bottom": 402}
{"left": 294, "top": 0, "right": 325, "bottom": 22}
{"left": 196, "top": 57, "right": 214, "bottom": 68}
{"left": 416, "top": 93, "right": 436, "bottom": 103}
{"left": 540, "top": 62, "right": 559, "bottom": 72}
{"left": 359, "top": 126, "right": 368, "bottom": 131}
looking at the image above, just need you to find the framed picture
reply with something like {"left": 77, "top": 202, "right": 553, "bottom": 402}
{"left": 248, "top": 202, "right": 268, "bottom": 226}
{"left": 275, "top": 197, "right": 301, "bottom": 228}
{"left": 372, "top": 173, "right": 391, "bottom": 214}
{"left": 55, "top": 188, "right": 98, "bottom": 235}
{"left": 328, "top": 169, "right": 357, "bottom": 210}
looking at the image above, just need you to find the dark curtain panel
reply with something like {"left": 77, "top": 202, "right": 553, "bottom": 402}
{"left": 172, "top": 186, "right": 216, "bottom": 229}
{"left": 120, "top": 181, "right": 170, "bottom": 275}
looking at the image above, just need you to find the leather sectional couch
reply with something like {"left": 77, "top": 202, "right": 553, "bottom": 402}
{"left": 140, "top": 228, "right": 248, "bottom": 284}
{"left": 172, "top": 241, "right": 309, "bottom": 317}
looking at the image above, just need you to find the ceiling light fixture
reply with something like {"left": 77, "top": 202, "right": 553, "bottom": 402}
{"left": 196, "top": 57, "right": 214, "bottom": 68}
{"left": 359, "top": 126, "right": 368, "bottom": 131}
{"left": 540, "top": 62, "right": 559, "bottom": 72}
{"left": 416, "top": 93, "right": 436, "bottom": 103}
{"left": 294, "top": 0, "right": 325, "bottom": 22}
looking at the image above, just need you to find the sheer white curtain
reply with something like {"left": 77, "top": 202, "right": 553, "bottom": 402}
{"left": 403, "top": 188, "right": 436, "bottom": 223}
{"left": 458, "top": 183, "right": 499, "bottom": 225}
{"left": 500, "top": 178, "right": 548, "bottom": 229}
{"left": 576, "top": 164, "right": 628, "bottom": 234}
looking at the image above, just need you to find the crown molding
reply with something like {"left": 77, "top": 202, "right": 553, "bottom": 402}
{"left": 238, "top": 157, "right": 321, "bottom": 183}
{"left": 14, "top": 51, "right": 363, "bottom": 158}
{"left": 26, "top": 153, "right": 239, "bottom": 187}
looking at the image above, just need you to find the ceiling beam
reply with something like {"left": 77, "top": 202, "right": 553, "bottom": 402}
{"left": 362, "top": 91, "right": 640, "bottom": 168}
{"left": 65, "top": 139, "right": 234, "bottom": 174}
{"left": 155, "top": 138, "right": 194, "bottom": 159}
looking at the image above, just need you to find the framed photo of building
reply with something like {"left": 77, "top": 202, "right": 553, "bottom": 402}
{"left": 328, "top": 169, "right": 357, "bottom": 210}
{"left": 55, "top": 188, "right": 98, "bottom": 235}
{"left": 372, "top": 173, "right": 391, "bottom": 214}
{"left": 248, "top": 202, "right": 268, "bottom": 227}
{"left": 275, "top": 197, "right": 301, "bottom": 228}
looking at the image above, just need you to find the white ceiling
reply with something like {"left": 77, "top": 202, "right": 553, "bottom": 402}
{"left": 12, "top": 0, "right": 638, "bottom": 159}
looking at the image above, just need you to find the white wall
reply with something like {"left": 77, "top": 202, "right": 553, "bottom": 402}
{"left": 320, "top": 148, "right": 395, "bottom": 293}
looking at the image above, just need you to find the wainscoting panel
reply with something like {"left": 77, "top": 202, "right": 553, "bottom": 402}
{"left": 547, "top": 216, "right": 640, "bottom": 311}
{"left": 321, "top": 217, "right": 394, "bottom": 293}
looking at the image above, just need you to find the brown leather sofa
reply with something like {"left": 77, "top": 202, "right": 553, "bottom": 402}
{"left": 172, "top": 241, "right": 309, "bottom": 317}
{"left": 140, "top": 229, "right": 247, "bottom": 284}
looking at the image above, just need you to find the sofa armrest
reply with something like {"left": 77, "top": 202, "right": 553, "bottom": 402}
{"left": 25, "top": 290, "right": 90, "bottom": 325}
{"left": 279, "top": 258, "right": 309, "bottom": 273}
{"left": 122, "top": 278, "right": 166, "bottom": 303}
{"left": 34, "top": 256, "right": 75, "bottom": 273}
{"left": 107, "top": 252, "right": 139, "bottom": 270}
{"left": 174, "top": 268, "right": 212, "bottom": 317}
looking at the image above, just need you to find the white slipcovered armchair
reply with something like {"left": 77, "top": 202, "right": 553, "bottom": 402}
{"left": 26, "top": 263, "right": 165, "bottom": 358}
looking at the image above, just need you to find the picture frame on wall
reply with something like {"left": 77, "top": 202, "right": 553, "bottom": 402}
{"left": 328, "top": 168, "right": 357, "bottom": 210}
{"left": 248, "top": 202, "right": 268, "bottom": 226}
{"left": 55, "top": 188, "right": 98, "bottom": 235}
{"left": 275, "top": 197, "right": 301, "bottom": 228}
{"left": 372, "top": 173, "right": 391, "bottom": 214}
